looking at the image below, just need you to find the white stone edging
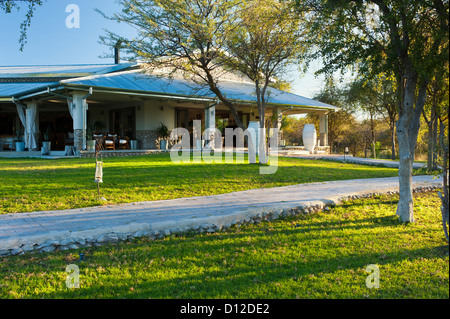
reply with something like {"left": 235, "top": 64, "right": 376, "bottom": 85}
{"left": 0, "top": 185, "right": 441, "bottom": 257}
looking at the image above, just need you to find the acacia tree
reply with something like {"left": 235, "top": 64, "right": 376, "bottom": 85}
{"left": 98, "top": 0, "right": 247, "bottom": 130}
{"left": 221, "top": 0, "right": 305, "bottom": 160}
{"left": 345, "top": 78, "right": 381, "bottom": 159}
{"left": 0, "top": 0, "right": 43, "bottom": 51}
{"left": 373, "top": 74, "right": 398, "bottom": 160}
{"left": 357, "top": 74, "right": 397, "bottom": 160}
{"left": 100, "top": 0, "right": 305, "bottom": 163}
{"left": 301, "top": 0, "right": 449, "bottom": 223}
{"left": 309, "top": 78, "right": 354, "bottom": 154}
{"left": 345, "top": 73, "right": 398, "bottom": 159}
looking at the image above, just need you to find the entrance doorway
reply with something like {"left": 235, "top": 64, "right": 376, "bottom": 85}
{"left": 109, "top": 107, "right": 136, "bottom": 138}
{"left": 175, "top": 108, "right": 203, "bottom": 147}
{"left": 39, "top": 111, "right": 73, "bottom": 150}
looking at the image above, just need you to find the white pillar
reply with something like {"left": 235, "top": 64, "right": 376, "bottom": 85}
{"left": 25, "top": 100, "right": 39, "bottom": 151}
{"left": 204, "top": 104, "right": 216, "bottom": 131}
{"left": 319, "top": 113, "right": 328, "bottom": 147}
{"left": 247, "top": 121, "right": 260, "bottom": 155}
{"left": 274, "top": 107, "right": 282, "bottom": 130}
{"left": 273, "top": 107, "right": 283, "bottom": 148}
{"left": 72, "top": 92, "right": 88, "bottom": 151}
{"left": 204, "top": 103, "right": 216, "bottom": 148}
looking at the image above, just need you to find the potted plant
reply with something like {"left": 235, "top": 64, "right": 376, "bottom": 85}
{"left": 86, "top": 121, "right": 105, "bottom": 151}
{"left": 41, "top": 126, "right": 51, "bottom": 154}
{"left": 156, "top": 122, "right": 170, "bottom": 150}
{"left": 92, "top": 120, "right": 105, "bottom": 133}
{"left": 15, "top": 127, "right": 25, "bottom": 152}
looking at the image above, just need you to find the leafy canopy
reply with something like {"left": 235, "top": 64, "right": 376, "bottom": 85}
{"left": 0, "top": 0, "right": 44, "bottom": 51}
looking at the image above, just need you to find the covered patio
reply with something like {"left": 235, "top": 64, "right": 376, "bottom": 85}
{"left": 0, "top": 64, "right": 338, "bottom": 157}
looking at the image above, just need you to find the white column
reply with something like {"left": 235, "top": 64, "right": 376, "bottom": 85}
{"left": 204, "top": 104, "right": 216, "bottom": 131}
{"left": 274, "top": 107, "right": 282, "bottom": 130}
{"left": 204, "top": 103, "right": 216, "bottom": 149}
{"left": 72, "top": 92, "right": 88, "bottom": 151}
{"left": 273, "top": 107, "right": 283, "bottom": 148}
{"left": 247, "top": 121, "right": 260, "bottom": 155}
{"left": 319, "top": 113, "right": 328, "bottom": 147}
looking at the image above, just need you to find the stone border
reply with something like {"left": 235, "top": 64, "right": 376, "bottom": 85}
{"left": 0, "top": 184, "right": 441, "bottom": 257}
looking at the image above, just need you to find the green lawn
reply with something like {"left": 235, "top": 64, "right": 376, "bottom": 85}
{"left": 0, "top": 153, "right": 401, "bottom": 214}
{"left": 0, "top": 191, "right": 447, "bottom": 299}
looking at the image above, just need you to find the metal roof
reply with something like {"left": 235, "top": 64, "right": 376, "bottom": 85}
{"left": 0, "top": 82, "right": 58, "bottom": 98}
{"left": 61, "top": 70, "right": 339, "bottom": 110}
{"left": 0, "top": 66, "right": 339, "bottom": 111}
{"left": 0, "top": 63, "right": 137, "bottom": 78}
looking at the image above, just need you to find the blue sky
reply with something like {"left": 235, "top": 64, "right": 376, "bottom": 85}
{"left": 0, "top": 0, "right": 325, "bottom": 98}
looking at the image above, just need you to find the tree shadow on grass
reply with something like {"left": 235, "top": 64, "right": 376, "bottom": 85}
{"left": 6, "top": 201, "right": 445, "bottom": 299}
{"left": 31, "top": 243, "right": 448, "bottom": 299}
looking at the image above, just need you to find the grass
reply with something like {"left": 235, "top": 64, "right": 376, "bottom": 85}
{"left": 0, "top": 153, "right": 402, "bottom": 214}
{"left": 0, "top": 191, "right": 447, "bottom": 299}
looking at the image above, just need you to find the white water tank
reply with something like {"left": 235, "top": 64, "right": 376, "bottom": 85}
{"left": 303, "top": 124, "right": 317, "bottom": 153}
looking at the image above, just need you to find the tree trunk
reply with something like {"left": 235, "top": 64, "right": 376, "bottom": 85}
{"left": 390, "top": 122, "right": 396, "bottom": 160}
{"left": 426, "top": 103, "right": 439, "bottom": 171}
{"left": 426, "top": 120, "right": 433, "bottom": 171}
{"left": 370, "top": 112, "right": 376, "bottom": 159}
{"left": 396, "top": 122, "right": 415, "bottom": 223}
{"left": 439, "top": 117, "right": 445, "bottom": 158}
{"left": 254, "top": 80, "right": 268, "bottom": 164}
{"left": 438, "top": 120, "right": 449, "bottom": 242}
{"left": 396, "top": 73, "right": 427, "bottom": 223}
{"left": 204, "top": 68, "right": 246, "bottom": 131}
{"left": 395, "top": 71, "right": 417, "bottom": 223}
{"left": 431, "top": 108, "right": 438, "bottom": 170}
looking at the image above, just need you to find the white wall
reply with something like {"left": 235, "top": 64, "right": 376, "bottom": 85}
{"left": 137, "top": 100, "right": 175, "bottom": 131}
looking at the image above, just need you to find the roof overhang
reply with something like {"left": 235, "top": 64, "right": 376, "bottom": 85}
{"left": 5, "top": 83, "right": 339, "bottom": 113}
{"left": 61, "top": 83, "right": 339, "bottom": 112}
{"left": 2, "top": 69, "right": 339, "bottom": 113}
{"left": 61, "top": 83, "right": 216, "bottom": 103}
{"left": 0, "top": 63, "right": 139, "bottom": 79}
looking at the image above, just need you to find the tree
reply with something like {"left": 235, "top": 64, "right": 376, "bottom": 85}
{"left": 100, "top": 0, "right": 305, "bottom": 163}
{"left": 360, "top": 74, "right": 397, "bottom": 160}
{"left": 438, "top": 120, "right": 449, "bottom": 242}
{"left": 282, "top": 116, "right": 308, "bottom": 146}
{"left": 345, "top": 78, "right": 380, "bottom": 159}
{"left": 98, "top": 0, "right": 247, "bottom": 129}
{"left": 422, "top": 65, "right": 449, "bottom": 171}
{"left": 0, "top": 0, "right": 44, "bottom": 51}
{"left": 345, "top": 121, "right": 375, "bottom": 157}
{"left": 310, "top": 78, "right": 355, "bottom": 154}
{"left": 301, "top": 0, "right": 449, "bottom": 223}
{"left": 345, "top": 73, "right": 398, "bottom": 159}
{"left": 221, "top": 0, "right": 305, "bottom": 161}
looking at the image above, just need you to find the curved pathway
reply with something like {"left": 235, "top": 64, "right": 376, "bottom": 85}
{"left": 0, "top": 175, "right": 442, "bottom": 256}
